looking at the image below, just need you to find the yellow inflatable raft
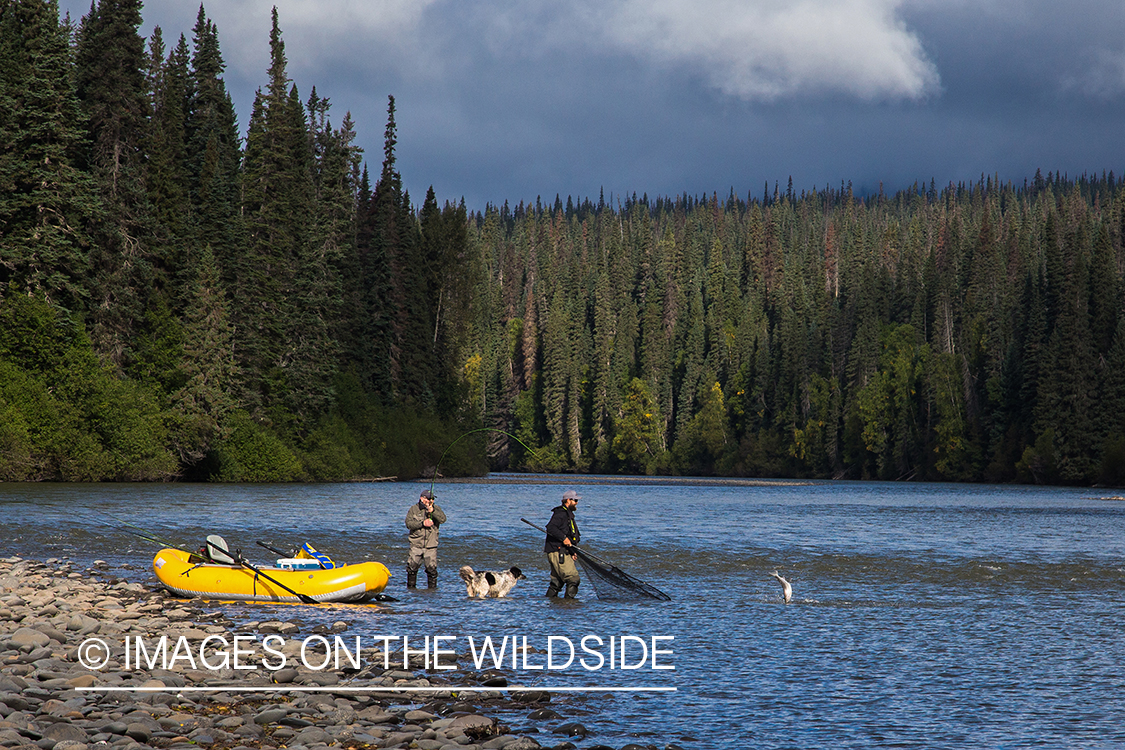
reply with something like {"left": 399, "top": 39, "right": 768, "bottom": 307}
{"left": 153, "top": 548, "right": 391, "bottom": 603}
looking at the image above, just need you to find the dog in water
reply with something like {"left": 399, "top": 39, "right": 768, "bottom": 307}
{"left": 459, "top": 565, "right": 526, "bottom": 598}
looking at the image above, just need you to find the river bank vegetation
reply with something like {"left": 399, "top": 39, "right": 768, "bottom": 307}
{"left": 2, "top": 0, "right": 1123, "bottom": 485}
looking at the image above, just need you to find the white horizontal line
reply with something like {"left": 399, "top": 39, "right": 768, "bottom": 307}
{"left": 77, "top": 685, "right": 676, "bottom": 693}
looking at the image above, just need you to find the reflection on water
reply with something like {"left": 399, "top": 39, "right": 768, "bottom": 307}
{"left": 3, "top": 478, "right": 1125, "bottom": 749}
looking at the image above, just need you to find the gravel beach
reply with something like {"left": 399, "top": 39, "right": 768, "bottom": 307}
{"left": 0, "top": 557, "right": 682, "bottom": 750}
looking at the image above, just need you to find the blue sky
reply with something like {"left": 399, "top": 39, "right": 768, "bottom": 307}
{"left": 59, "top": 0, "right": 1125, "bottom": 210}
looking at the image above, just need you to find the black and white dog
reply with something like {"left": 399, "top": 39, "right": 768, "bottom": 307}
{"left": 459, "top": 565, "right": 526, "bottom": 598}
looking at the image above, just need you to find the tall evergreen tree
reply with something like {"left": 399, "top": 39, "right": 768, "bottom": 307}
{"left": 75, "top": 0, "right": 155, "bottom": 366}
{"left": 0, "top": 0, "right": 97, "bottom": 311}
{"left": 358, "top": 96, "right": 404, "bottom": 400}
{"left": 169, "top": 244, "right": 239, "bottom": 466}
{"left": 143, "top": 28, "right": 191, "bottom": 297}
{"left": 239, "top": 8, "right": 315, "bottom": 420}
{"left": 186, "top": 5, "right": 241, "bottom": 277}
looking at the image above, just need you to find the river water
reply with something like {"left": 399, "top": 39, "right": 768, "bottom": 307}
{"left": 3, "top": 477, "right": 1125, "bottom": 749}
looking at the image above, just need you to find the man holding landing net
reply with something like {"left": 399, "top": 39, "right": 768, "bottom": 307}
{"left": 544, "top": 489, "right": 581, "bottom": 598}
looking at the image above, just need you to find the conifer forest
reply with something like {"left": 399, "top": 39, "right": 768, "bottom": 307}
{"left": 2, "top": 0, "right": 1124, "bottom": 486}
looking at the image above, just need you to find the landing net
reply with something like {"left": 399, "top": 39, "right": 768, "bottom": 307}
{"left": 521, "top": 517, "right": 671, "bottom": 601}
{"left": 573, "top": 547, "right": 672, "bottom": 602}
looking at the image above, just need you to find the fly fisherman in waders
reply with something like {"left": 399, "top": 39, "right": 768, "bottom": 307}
{"left": 544, "top": 489, "right": 581, "bottom": 598}
{"left": 406, "top": 489, "right": 446, "bottom": 589}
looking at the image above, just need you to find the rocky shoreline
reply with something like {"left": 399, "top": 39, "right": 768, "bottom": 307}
{"left": 0, "top": 557, "right": 683, "bottom": 750}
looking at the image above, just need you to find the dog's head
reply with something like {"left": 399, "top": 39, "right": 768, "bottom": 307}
{"left": 509, "top": 566, "right": 526, "bottom": 580}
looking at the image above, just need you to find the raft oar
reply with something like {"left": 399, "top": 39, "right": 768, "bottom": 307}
{"left": 232, "top": 551, "right": 318, "bottom": 605}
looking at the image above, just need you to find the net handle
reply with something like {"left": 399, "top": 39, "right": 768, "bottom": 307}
{"left": 521, "top": 518, "right": 672, "bottom": 602}
{"left": 519, "top": 517, "right": 614, "bottom": 568}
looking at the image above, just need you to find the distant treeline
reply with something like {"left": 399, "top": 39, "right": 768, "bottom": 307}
{"left": 472, "top": 175, "right": 1125, "bottom": 486}
{"left": 2, "top": 0, "right": 1123, "bottom": 485}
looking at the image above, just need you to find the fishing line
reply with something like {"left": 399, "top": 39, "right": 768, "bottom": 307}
{"left": 82, "top": 510, "right": 183, "bottom": 550}
{"left": 104, "top": 513, "right": 182, "bottom": 549}
{"left": 428, "top": 427, "right": 539, "bottom": 497}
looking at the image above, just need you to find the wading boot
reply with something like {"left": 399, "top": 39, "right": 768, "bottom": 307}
{"left": 545, "top": 583, "right": 560, "bottom": 598}
{"left": 406, "top": 569, "right": 417, "bottom": 589}
{"left": 564, "top": 582, "right": 579, "bottom": 599}
{"left": 427, "top": 571, "right": 438, "bottom": 589}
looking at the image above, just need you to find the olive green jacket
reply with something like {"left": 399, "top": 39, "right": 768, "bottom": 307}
{"left": 405, "top": 501, "right": 446, "bottom": 549}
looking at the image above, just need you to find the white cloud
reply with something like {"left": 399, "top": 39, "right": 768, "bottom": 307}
{"left": 201, "top": 0, "right": 442, "bottom": 79}
{"left": 600, "top": 0, "right": 941, "bottom": 100}
{"left": 1066, "top": 48, "right": 1125, "bottom": 99}
{"left": 214, "top": 0, "right": 436, "bottom": 39}
{"left": 120, "top": 0, "right": 938, "bottom": 102}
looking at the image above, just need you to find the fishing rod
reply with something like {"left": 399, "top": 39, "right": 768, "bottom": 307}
{"left": 427, "top": 427, "right": 540, "bottom": 498}
{"left": 82, "top": 511, "right": 183, "bottom": 550}
{"left": 256, "top": 540, "right": 293, "bottom": 558}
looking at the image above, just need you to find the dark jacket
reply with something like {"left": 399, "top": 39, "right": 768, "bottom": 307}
{"left": 544, "top": 505, "right": 579, "bottom": 553}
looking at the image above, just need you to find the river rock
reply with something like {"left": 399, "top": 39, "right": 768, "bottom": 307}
{"left": 42, "top": 723, "right": 88, "bottom": 743}
{"left": 253, "top": 709, "right": 289, "bottom": 725}
{"left": 553, "top": 722, "right": 589, "bottom": 737}
{"left": 293, "top": 726, "right": 332, "bottom": 745}
{"left": 447, "top": 714, "right": 494, "bottom": 731}
{"left": 498, "top": 739, "right": 542, "bottom": 750}
{"left": 510, "top": 690, "right": 550, "bottom": 704}
{"left": 270, "top": 667, "right": 299, "bottom": 684}
{"left": 33, "top": 624, "right": 68, "bottom": 643}
{"left": 356, "top": 706, "right": 397, "bottom": 724}
{"left": 123, "top": 723, "right": 152, "bottom": 742}
{"left": 0, "top": 556, "right": 624, "bottom": 750}
{"left": 52, "top": 741, "right": 87, "bottom": 750}
{"left": 9, "top": 628, "right": 50, "bottom": 650}
{"left": 65, "top": 674, "right": 97, "bottom": 689}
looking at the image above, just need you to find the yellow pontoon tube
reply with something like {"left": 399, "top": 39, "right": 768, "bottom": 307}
{"left": 153, "top": 548, "right": 391, "bottom": 603}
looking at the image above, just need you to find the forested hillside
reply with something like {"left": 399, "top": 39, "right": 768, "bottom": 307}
{"left": 470, "top": 178, "right": 1125, "bottom": 485}
{"left": 0, "top": 0, "right": 481, "bottom": 481}
{"left": 1, "top": 0, "right": 1122, "bottom": 485}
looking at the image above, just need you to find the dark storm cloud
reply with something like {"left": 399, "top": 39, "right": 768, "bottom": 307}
{"left": 57, "top": 0, "right": 1125, "bottom": 209}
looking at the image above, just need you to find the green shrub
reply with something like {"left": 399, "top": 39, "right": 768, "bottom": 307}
{"left": 212, "top": 411, "right": 303, "bottom": 482}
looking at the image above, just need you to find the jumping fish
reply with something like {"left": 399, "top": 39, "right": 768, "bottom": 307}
{"left": 770, "top": 570, "right": 792, "bottom": 604}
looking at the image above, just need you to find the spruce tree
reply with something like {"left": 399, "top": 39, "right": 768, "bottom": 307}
{"left": 0, "top": 0, "right": 97, "bottom": 312}
{"left": 143, "top": 28, "right": 191, "bottom": 299}
{"left": 359, "top": 96, "right": 403, "bottom": 400}
{"left": 187, "top": 5, "right": 241, "bottom": 278}
{"left": 170, "top": 244, "right": 239, "bottom": 466}
{"left": 75, "top": 0, "right": 155, "bottom": 367}
{"left": 293, "top": 88, "right": 361, "bottom": 416}
{"left": 239, "top": 8, "right": 316, "bottom": 420}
